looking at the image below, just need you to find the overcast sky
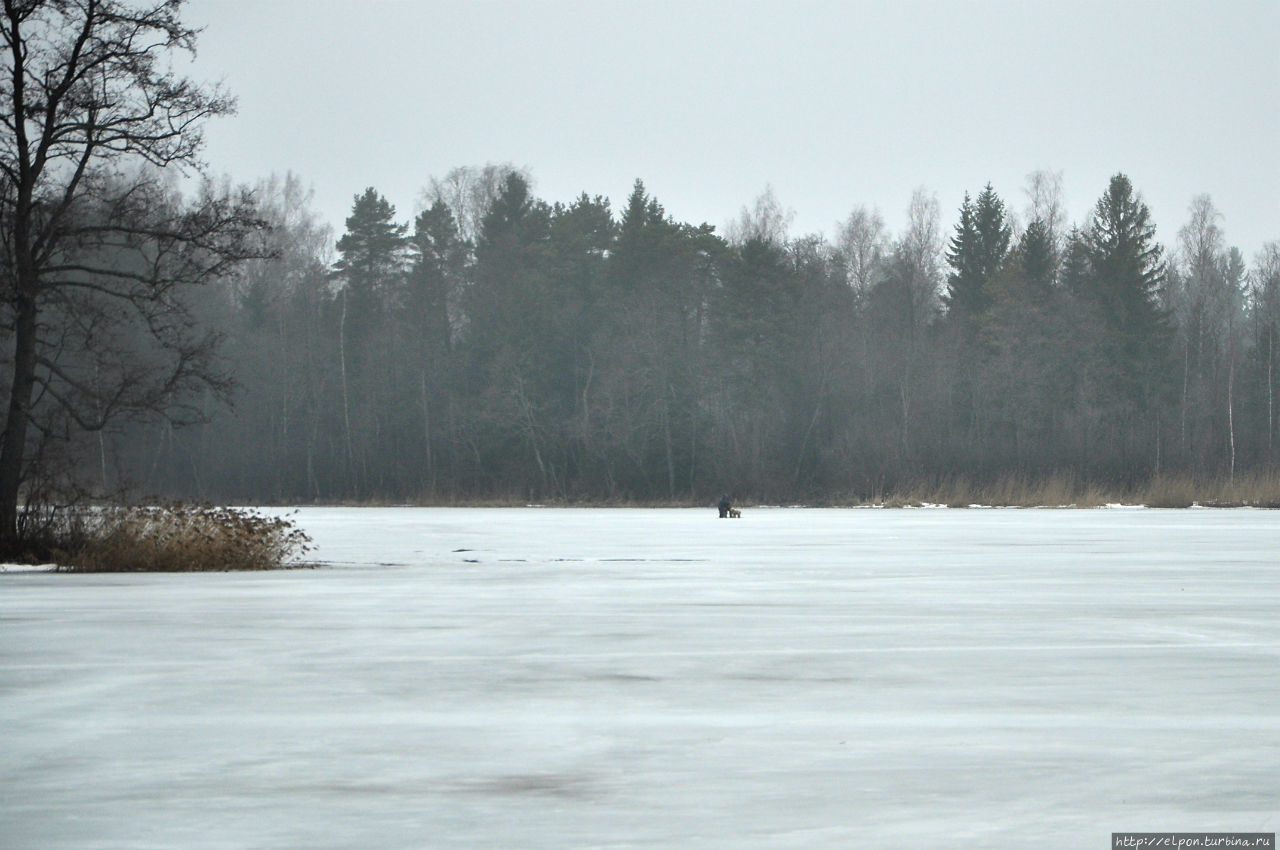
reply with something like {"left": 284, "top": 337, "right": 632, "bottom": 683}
{"left": 185, "top": 0, "right": 1279, "bottom": 259}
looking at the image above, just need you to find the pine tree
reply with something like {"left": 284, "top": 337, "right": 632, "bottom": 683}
{"left": 330, "top": 188, "right": 409, "bottom": 497}
{"left": 468, "top": 172, "right": 550, "bottom": 359}
{"left": 409, "top": 200, "right": 468, "bottom": 355}
{"left": 333, "top": 188, "right": 409, "bottom": 335}
{"left": 596, "top": 180, "right": 722, "bottom": 498}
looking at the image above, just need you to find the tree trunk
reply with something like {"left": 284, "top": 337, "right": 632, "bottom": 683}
{"left": 663, "top": 404, "right": 675, "bottom": 500}
{"left": 1180, "top": 340, "right": 1189, "bottom": 458}
{"left": 1259, "top": 326, "right": 1269, "bottom": 458}
{"left": 0, "top": 292, "right": 39, "bottom": 542}
{"left": 1227, "top": 343, "right": 1236, "bottom": 485}
{"left": 794, "top": 398, "right": 823, "bottom": 488}
{"left": 1153, "top": 405, "right": 1161, "bottom": 478}
{"left": 687, "top": 401, "right": 698, "bottom": 498}
{"left": 421, "top": 374, "right": 434, "bottom": 496}
{"left": 338, "top": 288, "right": 356, "bottom": 498}
{"left": 898, "top": 359, "right": 912, "bottom": 461}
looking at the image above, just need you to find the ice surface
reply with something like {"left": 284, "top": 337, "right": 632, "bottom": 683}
{"left": 2, "top": 507, "right": 1278, "bottom": 848}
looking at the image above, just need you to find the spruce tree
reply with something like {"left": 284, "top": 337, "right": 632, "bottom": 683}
{"left": 945, "top": 184, "right": 1011, "bottom": 321}
{"left": 1083, "top": 174, "right": 1169, "bottom": 370}
{"left": 945, "top": 192, "right": 978, "bottom": 315}
{"left": 973, "top": 184, "right": 1013, "bottom": 280}
{"left": 1016, "top": 218, "right": 1058, "bottom": 298}
{"left": 1061, "top": 226, "right": 1092, "bottom": 297}
{"left": 613, "top": 180, "right": 672, "bottom": 288}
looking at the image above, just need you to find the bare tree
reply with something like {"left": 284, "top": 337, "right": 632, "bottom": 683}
{"left": 0, "top": 0, "right": 263, "bottom": 544}
{"left": 834, "top": 205, "right": 887, "bottom": 301}
{"left": 1168, "top": 195, "right": 1245, "bottom": 468}
{"left": 1252, "top": 243, "right": 1280, "bottom": 458}
{"left": 1024, "top": 168, "right": 1066, "bottom": 254}
{"left": 420, "top": 163, "right": 528, "bottom": 246}
{"left": 869, "top": 188, "right": 943, "bottom": 460}
{"left": 724, "top": 185, "right": 794, "bottom": 246}
{"left": 897, "top": 187, "right": 945, "bottom": 321}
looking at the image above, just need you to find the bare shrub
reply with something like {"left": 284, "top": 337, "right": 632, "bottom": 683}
{"left": 62, "top": 504, "right": 313, "bottom": 572}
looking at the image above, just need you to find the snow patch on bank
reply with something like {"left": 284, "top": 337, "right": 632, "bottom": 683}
{"left": 0, "top": 563, "right": 56, "bottom": 573}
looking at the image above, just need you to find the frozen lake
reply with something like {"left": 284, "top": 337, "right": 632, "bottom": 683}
{"left": 2, "top": 506, "right": 1278, "bottom": 848}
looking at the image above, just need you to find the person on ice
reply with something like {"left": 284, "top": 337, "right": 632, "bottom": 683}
{"left": 718, "top": 493, "right": 732, "bottom": 518}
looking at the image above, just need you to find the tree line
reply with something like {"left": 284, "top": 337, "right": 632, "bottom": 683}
{"left": 6, "top": 2, "right": 1278, "bottom": 531}
{"left": 112, "top": 167, "right": 1280, "bottom": 504}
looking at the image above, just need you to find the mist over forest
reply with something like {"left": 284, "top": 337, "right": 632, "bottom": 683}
{"left": 104, "top": 165, "right": 1280, "bottom": 505}
{"left": 3, "top": 0, "right": 1276, "bottom": 517}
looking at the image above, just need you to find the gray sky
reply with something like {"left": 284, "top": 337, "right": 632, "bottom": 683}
{"left": 185, "top": 0, "right": 1279, "bottom": 259}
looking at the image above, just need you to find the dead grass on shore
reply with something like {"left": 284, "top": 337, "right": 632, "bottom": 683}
{"left": 1131, "top": 473, "right": 1280, "bottom": 509}
{"left": 865, "top": 473, "right": 1106, "bottom": 508}
{"left": 223, "top": 472, "right": 1280, "bottom": 512}
{"left": 863, "top": 471, "right": 1280, "bottom": 509}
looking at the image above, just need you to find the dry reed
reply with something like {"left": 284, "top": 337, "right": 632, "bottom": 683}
{"left": 61, "top": 504, "right": 313, "bottom": 572}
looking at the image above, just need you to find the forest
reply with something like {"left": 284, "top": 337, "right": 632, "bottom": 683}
{"left": 4, "top": 1, "right": 1276, "bottom": 520}
{"left": 103, "top": 166, "right": 1280, "bottom": 505}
